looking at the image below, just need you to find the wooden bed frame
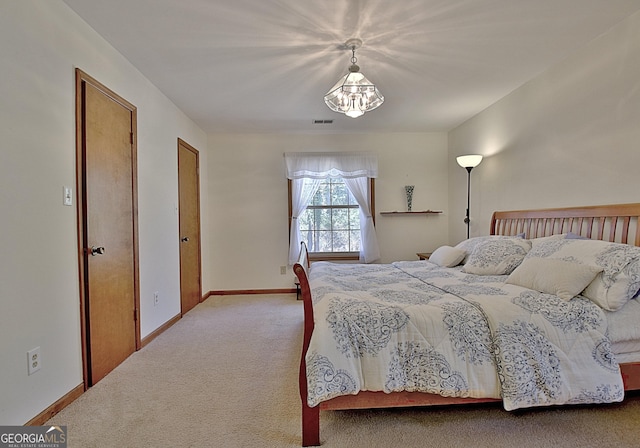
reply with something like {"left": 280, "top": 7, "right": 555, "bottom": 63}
{"left": 293, "top": 203, "right": 640, "bottom": 447}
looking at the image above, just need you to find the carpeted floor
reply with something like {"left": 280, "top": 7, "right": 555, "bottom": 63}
{"left": 47, "top": 294, "right": 640, "bottom": 447}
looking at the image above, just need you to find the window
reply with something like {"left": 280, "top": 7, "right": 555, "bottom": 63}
{"left": 285, "top": 152, "right": 380, "bottom": 264}
{"left": 288, "top": 177, "right": 375, "bottom": 261}
{"left": 299, "top": 177, "right": 362, "bottom": 255}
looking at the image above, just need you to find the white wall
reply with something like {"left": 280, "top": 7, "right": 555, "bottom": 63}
{"left": 0, "top": 1, "right": 207, "bottom": 424}
{"left": 207, "top": 132, "right": 449, "bottom": 290}
{"left": 448, "top": 10, "right": 640, "bottom": 244}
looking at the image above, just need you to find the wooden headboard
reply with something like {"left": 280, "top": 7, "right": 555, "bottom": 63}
{"left": 490, "top": 203, "right": 640, "bottom": 246}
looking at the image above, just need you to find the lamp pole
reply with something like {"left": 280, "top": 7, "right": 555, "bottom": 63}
{"left": 464, "top": 166, "right": 472, "bottom": 239}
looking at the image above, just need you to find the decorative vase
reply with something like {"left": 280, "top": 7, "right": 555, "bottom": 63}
{"left": 405, "top": 185, "right": 414, "bottom": 212}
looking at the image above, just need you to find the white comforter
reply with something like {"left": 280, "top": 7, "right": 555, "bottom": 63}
{"left": 306, "top": 260, "right": 624, "bottom": 410}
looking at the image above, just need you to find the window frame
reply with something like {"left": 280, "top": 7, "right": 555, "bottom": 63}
{"left": 288, "top": 178, "right": 376, "bottom": 261}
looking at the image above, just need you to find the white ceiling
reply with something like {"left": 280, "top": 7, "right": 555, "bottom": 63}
{"left": 62, "top": 0, "right": 640, "bottom": 134}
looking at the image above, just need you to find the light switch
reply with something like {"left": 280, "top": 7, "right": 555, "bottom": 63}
{"left": 63, "top": 186, "right": 73, "bottom": 206}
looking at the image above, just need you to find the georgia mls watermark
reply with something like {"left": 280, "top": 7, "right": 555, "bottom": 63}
{"left": 0, "top": 426, "right": 66, "bottom": 448}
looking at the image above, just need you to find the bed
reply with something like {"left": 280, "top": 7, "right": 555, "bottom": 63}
{"left": 293, "top": 203, "right": 640, "bottom": 446}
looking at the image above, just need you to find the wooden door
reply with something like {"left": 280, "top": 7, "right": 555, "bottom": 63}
{"left": 76, "top": 69, "right": 140, "bottom": 386}
{"left": 178, "top": 139, "right": 202, "bottom": 315}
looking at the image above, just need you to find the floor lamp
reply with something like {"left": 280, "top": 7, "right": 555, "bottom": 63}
{"left": 456, "top": 155, "right": 483, "bottom": 239}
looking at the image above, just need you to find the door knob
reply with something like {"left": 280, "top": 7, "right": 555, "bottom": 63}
{"left": 90, "top": 246, "right": 105, "bottom": 256}
{"left": 181, "top": 237, "right": 190, "bottom": 242}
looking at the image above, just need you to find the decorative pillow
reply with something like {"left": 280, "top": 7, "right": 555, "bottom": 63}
{"left": 506, "top": 258, "right": 603, "bottom": 301}
{"left": 455, "top": 236, "right": 521, "bottom": 264}
{"left": 462, "top": 238, "right": 532, "bottom": 275}
{"left": 428, "top": 246, "right": 466, "bottom": 268}
{"left": 565, "top": 232, "right": 587, "bottom": 240}
{"left": 524, "top": 238, "right": 640, "bottom": 311}
{"left": 530, "top": 234, "right": 566, "bottom": 250}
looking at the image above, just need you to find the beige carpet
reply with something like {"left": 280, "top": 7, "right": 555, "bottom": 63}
{"left": 47, "top": 294, "right": 640, "bottom": 447}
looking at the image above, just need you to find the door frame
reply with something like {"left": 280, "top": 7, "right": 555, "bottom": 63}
{"left": 75, "top": 68, "right": 141, "bottom": 388}
{"left": 177, "top": 138, "right": 202, "bottom": 314}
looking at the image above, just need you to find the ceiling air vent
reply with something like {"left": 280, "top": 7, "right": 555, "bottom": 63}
{"left": 312, "top": 119, "right": 334, "bottom": 125}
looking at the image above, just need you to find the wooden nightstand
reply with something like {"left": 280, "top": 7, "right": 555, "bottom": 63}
{"left": 416, "top": 252, "right": 432, "bottom": 260}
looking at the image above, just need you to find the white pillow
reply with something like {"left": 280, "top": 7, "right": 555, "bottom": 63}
{"left": 506, "top": 258, "right": 603, "bottom": 301}
{"left": 525, "top": 238, "right": 640, "bottom": 311}
{"left": 428, "top": 246, "right": 466, "bottom": 268}
{"left": 462, "top": 238, "right": 531, "bottom": 275}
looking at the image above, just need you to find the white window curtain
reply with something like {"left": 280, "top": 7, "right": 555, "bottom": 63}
{"left": 285, "top": 151, "right": 378, "bottom": 180}
{"left": 288, "top": 177, "right": 321, "bottom": 265}
{"left": 342, "top": 176, "right": 380, "bottom": 263}
{"left": 285, "top": 152, "right": 380, "bottom": 264}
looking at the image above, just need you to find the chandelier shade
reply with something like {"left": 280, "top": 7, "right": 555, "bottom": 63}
{"left": 324, "top": 39, "right": 384, "bottom": 118}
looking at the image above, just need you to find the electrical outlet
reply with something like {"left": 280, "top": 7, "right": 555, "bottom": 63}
{"left": 280, "top": 266, "right": 287, "bottom": 275}
{"left": 153, "top": 291, "right": 159, "bottom": 306}
{"left": 27, "top": 347, "right": 41, "bottom": 375}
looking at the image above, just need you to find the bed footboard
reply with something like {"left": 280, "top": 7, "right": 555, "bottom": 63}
{"left": 293, "top": 242, "right": 321, "bottom": 446}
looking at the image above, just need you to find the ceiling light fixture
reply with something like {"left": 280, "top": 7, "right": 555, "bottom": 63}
{"left": 324, "top": 38, "right": 384, "bottom": 118}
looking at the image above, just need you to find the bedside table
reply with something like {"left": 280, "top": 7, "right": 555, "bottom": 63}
{"left": 416, "top": 252, "right": 432, "bottom": 260}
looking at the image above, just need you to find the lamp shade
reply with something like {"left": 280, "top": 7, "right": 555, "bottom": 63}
{"left": 456, "top": 154, "right": 483, "bottom": 169}
{"left": 324, "top": 70, "right": 384, "bottom": 118}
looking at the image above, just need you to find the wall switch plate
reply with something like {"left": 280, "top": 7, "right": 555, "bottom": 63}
{"left": 153, "top": 291, "right": 159, "bottom": 306}
{"left": 280, "top": 266, "right": 287, "bottom": 275}
{"left": 63, "top": 186, "right": 73, "bottom": 206}
{"left": 27, "top": 347, "right": 41, "bottom": 375}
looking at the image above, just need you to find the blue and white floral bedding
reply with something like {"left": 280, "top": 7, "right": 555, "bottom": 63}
{"left": 305, "top": 260, "right": 624, "bottom": 410}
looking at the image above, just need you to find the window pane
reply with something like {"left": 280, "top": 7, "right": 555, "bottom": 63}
{"left": 348, "top": 208, "right": 360, "bottom": 229}
{"left": 332, "top": 208, "right": 349, "bottom": 230}
{"left": 331, "top": 181, "right": 349, "bottom": 205}
{"left": 350, "top": 231, "right": 361, "bottom": 252}
{"left": 333, "top": 231, "right": 350, "bottom": 252}
{"left": 316, "top": 209, "right": 332, "bottom": 231}
{"left": 317, "top": 231, "right": 333, "bottom": 252}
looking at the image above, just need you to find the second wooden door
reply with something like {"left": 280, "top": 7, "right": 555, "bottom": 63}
{"left": 178, "top": 139, "right": 202, "bottom": 315}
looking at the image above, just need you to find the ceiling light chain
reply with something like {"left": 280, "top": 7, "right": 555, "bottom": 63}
{"left": 350, "top": 44, "right": 358, "bottom": 67}
{"left": 324, "top": 38, "right": 384, "bottom": 118}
